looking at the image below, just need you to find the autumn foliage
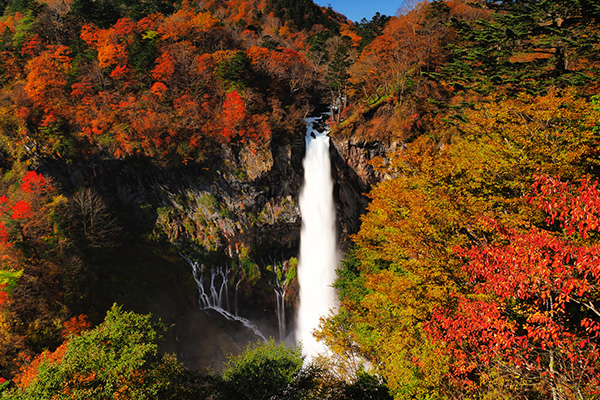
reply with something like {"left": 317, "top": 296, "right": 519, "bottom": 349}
{"left": 2, "top": 0, "right": 600, "bottom": 397}
{"left": 426, "top": 176, "right": 600, "bottom": 397}
{"left": 0, "top": 169, "right": 76, "bottom": 377}
{"left": 323, "top": 87, "right": 600, "bottom": 397}
{"left": 0, "top": 171, "right": 54, "bottom": 247}
{"left": 7, "top": 305, "right": 186, "bottom": 399}
{"left": 0, "top": 0, "right": 321, "bottom": 163}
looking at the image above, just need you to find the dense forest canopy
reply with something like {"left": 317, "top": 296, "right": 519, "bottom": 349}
{"left": 0, "top": 0, "right": 600, "bottom": 398}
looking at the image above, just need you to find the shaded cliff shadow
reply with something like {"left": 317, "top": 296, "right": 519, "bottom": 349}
{"left": 328, "top": 139, "right": 374, "bottom": 251}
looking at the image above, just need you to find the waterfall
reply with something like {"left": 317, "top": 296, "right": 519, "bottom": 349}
{"left": 191, "top": 262, "right": 231, "bottom": 311}
{"left": 184, "top": 255, "right": 266, "bottom": 341}
{"left": 270, "top": 260, "right": 288, "bottom": 341}
{"left": 295, "top": 116, "right": 338, "bottom": 359}
{"left": 274, "top": 286, "right": 286, "bottom": 341}
{"left": 258, "top": 258, "right": 290, "bottom": 341}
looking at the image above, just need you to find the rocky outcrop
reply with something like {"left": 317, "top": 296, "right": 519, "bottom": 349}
{"left": 51, "top": 128, "right": 393, "bottom": 262}
{"left": 41, "top": 138, "right": 305, "bottom": 369}
{"left": 329, "top": 137, "right": 397, "bottom": 249}
{"left": 60, "top": 139, "right": 305, "bottom": 260}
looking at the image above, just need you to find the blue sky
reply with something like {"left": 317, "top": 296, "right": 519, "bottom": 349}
{"left": 315, "top": 1, "right": 411, "bottom": 22}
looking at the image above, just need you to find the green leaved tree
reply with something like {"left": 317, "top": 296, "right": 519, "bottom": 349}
{"left": 4, "top": 304, "right": 195, "bottom": 399}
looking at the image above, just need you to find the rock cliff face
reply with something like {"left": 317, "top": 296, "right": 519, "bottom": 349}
{"left": 47, "top": 139, "right": 306, "bottom": 369}
{"left": 329, "top": 137, "right": 397, "bottom": 249}
{"left": 57, "top": 133, "right": 392, "bottom": 267}
{"left": 148, "top": 141, "right": 304, "bottom": 260}
{"left": 54, "top": 140, "right": 303, "bottom": 260}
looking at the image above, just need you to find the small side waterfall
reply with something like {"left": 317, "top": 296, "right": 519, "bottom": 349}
{"left": 192, "top": 262, "right": 231, "bottom": 310}
{"left": 184, "top": 256, "right": 266, "bottom": 341}
{"left": 295, "top": 116, "right": 339, "bottom": 359}
{"left": 274, "top": 286, "right": 286, "bottom": 340}
{"left": 258, "top": 257, "right": 291, "bottom": 341}
{"left": 267, "top": 263, "right": 288, "bottom": 342}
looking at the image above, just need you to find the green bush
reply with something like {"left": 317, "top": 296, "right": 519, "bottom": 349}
{"left": 3, "top": 305, "right": 192, "bottom": 400}
{"left": 219, "top": 340, "right": 305, "bottom": 400}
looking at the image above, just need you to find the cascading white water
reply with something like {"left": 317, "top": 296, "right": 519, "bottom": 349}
{"left": 257, "top": 257, "right": 290, "bottom": 341}
{"left": 183, "top": 256, "right": 267, "bottom": 342}
{"left": 296, "top": 117, "right": 339, "bottom": 359}
{"left": 274, "top": 286, "right": 286, "bottom": 340}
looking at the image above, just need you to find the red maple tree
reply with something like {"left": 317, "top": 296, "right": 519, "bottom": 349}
{"left": 427, "top": 175, "right": 600, "bottom": 397}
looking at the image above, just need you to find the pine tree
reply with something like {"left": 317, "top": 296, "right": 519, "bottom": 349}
{"left": 326, "top": 42, "right": 351, "bottom": 123}
{"left": 442, "top": 0, "right": 600, "bottom": 95}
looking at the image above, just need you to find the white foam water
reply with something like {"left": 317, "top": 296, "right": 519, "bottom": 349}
{"left": 184, "top": 256, "right": 267, "bottom": 342}
{"left": 295, "top": 117, "right": 339, "bottom": 359}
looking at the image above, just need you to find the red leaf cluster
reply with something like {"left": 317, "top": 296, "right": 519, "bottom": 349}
{"left": 427, "top": 175, "right": 600, "bottom": 395}
{"left": 21, "top": 171, "right": 53, "bottom": 194}
{"left": 530, "top": 174, "right": 600, "bottom": 238}
{"left": 221, "top": 90, "right": 246, "bottom": 142}
{"left": 61, "top": 314, "right": 91, "bottom": 338}
{"left": 0, "top": 283, "right": 8, "bottom": 307}
{"left": 10, "top": 201, "right": 32, "bottom": 220}
{"left": 0, "top": 171, "right": 54, "bottom": 244}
